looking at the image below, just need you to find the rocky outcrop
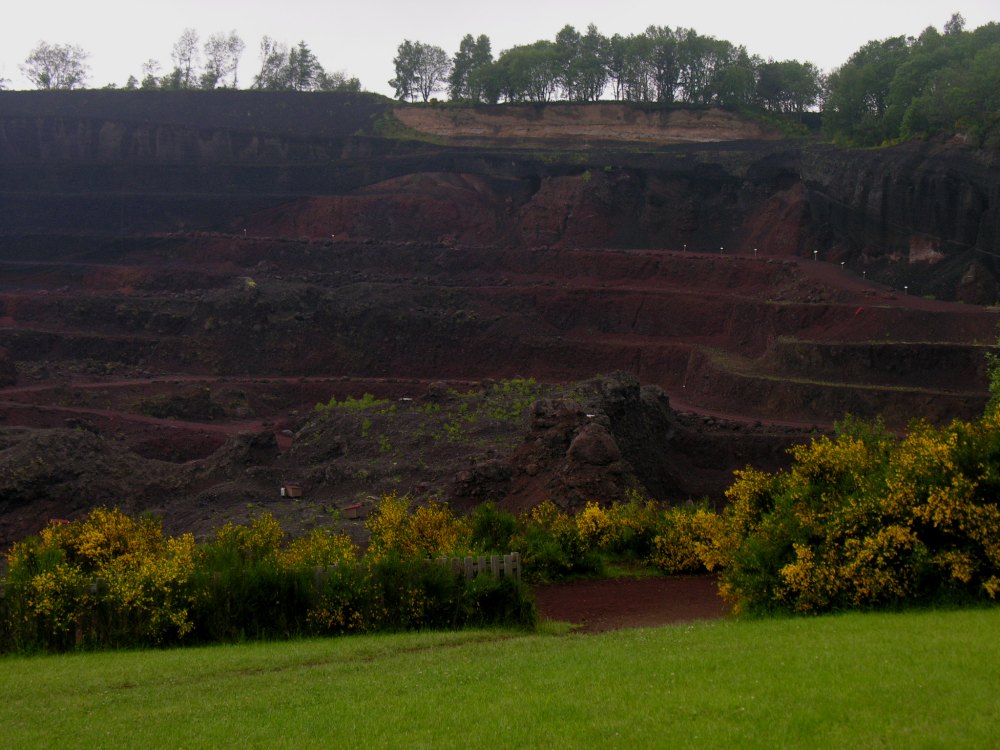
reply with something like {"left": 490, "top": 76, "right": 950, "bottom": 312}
{"left": 797, "top": 142, "right": 1000, "bottom": 302}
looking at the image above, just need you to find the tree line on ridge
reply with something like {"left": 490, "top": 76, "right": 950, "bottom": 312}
{"left": 5, "top": 13, "right": 999, "bottom": 147}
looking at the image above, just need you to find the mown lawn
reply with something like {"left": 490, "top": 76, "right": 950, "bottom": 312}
{"left": 3, "top": 607, "right": 998, "bottom": 749}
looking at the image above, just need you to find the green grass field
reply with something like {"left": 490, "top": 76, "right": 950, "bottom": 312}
{"left": 3, "top": 608, "right": 998, "bottom": 749}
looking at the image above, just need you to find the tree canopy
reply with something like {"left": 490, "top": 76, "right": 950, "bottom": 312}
{"left": 20, "top": 41, "right": 90, "bottom": 90}
{"left": 390, "top": 40, "right": 452, "bottom": 102}
{"left": 392, "top": 24, "right": 820, "bottom": 112}
{"left": 823, "top": 16, "right": 1000, "bottom": 146}
{"left": 449, "top": 34, "right": 492, "bottom": 101}
{"left": 201, "top": 31, "right": 245, "bottom": 89}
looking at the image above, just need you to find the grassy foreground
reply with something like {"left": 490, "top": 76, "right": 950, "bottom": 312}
{"left": 3, "top": 608, "right": 998, "bottom": 749}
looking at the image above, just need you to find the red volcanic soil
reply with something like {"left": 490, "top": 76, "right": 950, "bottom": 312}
{"left": 0, "top": 233, "right": 995, "bottom": 546}
{"left": 532, "top": 576, "right": 729, "bottom": 633}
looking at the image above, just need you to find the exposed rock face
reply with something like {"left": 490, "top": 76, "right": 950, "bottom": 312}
{"left": 0, "top": 92, "right": 996, "bottom": 300}
{"left": 797, "top": 142, "right": 1000, "bottom": 302}
{"left": 394, "top": 104, "right": 782, "bottom": 144}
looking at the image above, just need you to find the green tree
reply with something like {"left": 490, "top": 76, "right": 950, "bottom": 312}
{"left": 823, "top": 36, "right": 911, "bottom": 144}
{"left": 20, "top": 41, "right": 90, "bottom": 89}
{"left": 467, "top": 61, "right": 503, "bottom": 104}
{"left": 449, "top": 34, "right": 492, "bottom": 101}
{"left": 605, "top": 33, "right": 629, "bottom": 100}
{"left": 249, "top": 37, "right": 347, "bottom": 92}
{"left": 645, "top": 26, "right": 680, "bottom": 102}
{"left": 756, "top": 59, "right": 822, "bottom": 113}
{"left": 494, "top": 41, "right": 560, "bottom": 103}
{"left": 411, "top": 43, "right": 452, "bottom": 101}
{"left": 288, "top": 41, "right": 323, "bottom": 91}
{"left": 606, "top": 33, "right": 653, "bottom": 101}
{"left": 576, "top": 24, "right": 609, "bottom": 102}
{"left": 675, "top": 31, "right": 747, "bottom": 105}
{"left": 554, "top": 24, "right": 583, "bottom": 100}
{"left": 252, "top": 36, "right": 289, "bottom": 90}
{"left": 958, "top": 43, "right": 1000, "bottom": 145}
{"left": 170, "top": 28, "right": 200, "bottom": 89}
{"left": 899, "top": 23, "right": 1000, "bottom": 146}
{"left": 822, "top": 18, "right": 1000, "bottom": 147}
{"left": 138, "top": 59, "right": 162, "bottom": 89}
{"left": 318, "top": 70, "right": 362, "bottom": 92}
{"left": 552, "top": 23, "right": 608, "bottom": 102}
{"left": 713, "top": 46, "right": 758, "bottom": 106}
{"left": 883, "top": 26, "right": 952, "bottom": 135}
{"left": 200, "top": 31, "right": 245, "bottom": 89}
{"left": 390, "top": 40, "right": 451, "bottom": 102}
{"left": 944, "top": 12, "right": 966, "bottom": 36}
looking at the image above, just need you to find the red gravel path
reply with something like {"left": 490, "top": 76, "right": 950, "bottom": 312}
{"left": 532, "top": 576, "right": 730, "bottom": 633}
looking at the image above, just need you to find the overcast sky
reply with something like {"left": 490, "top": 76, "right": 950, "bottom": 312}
{"left": 1, "top": 1, "right": 997, "bottom": 94}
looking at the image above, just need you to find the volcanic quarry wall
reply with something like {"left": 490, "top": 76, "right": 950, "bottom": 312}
{"left": 1, "top": 91, "right": 998, "bottom": 301}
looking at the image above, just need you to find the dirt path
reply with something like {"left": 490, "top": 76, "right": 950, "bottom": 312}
{"left": 532, "top": 576, "right": 729, "bottom": 633}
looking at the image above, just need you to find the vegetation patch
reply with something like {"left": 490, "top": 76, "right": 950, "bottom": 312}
{"left": 710, "top": 414, "right": 1000, "bottom": 614}
{"left": 0, "top": 507, "right": 535, "bottom": 654}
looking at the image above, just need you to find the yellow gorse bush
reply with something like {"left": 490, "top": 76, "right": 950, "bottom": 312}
{"left": 716, "top": 415, "right": 1000, "bottom": 614}
{"left": 406, "top": 503, "right": 470, "bottom": 558}
{"left": 26, "top": 563, "right": 91, "bottom": 635}
{"left": 605, "top": 493, "right": 662, "bottom": 543}
{"left": 6, "top": 509, "right": 199, "bottom": 644}
{"left": 576, "top": 502, "right": 613, "bottom": 549}
{"left": 527, "top": 499, "right": 575, "bottom": 537}
{"left": 365, "top": 491, "right": 411, "bottom": 560}
{"left": 2, "top": 504, "right": 537, "bottom": 653}
{"left": 280, "top": 528, "right": 358, "bottom": 569}
{"left": 366, "top": 493, "right": 471, "bottom": 560}
{"left": 213, "top": 513, "right": 285, "bottom": 561}
{"left": 650, "top": 506, "right": 724, "bottom": 574}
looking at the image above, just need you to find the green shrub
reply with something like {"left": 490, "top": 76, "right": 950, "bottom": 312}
{"left": 306, "top": 558, "right": 535, "bottom": 634}
{"left": 188, "top": 559, "right": 315, "bottom": 643}
{"left": 603, "top": 492, "right": 663, "bottom": 558}
{"left": 512, "top": 501, "right": 602, "bottom": 582}
{"left": 469, "top": 502, "right": 517, "bottom": 553}
{"left": 314, "top": 392, "right": 387, "bottom": 413}
{"left": 463, "top": 574, "right": 537, "bottom": 629}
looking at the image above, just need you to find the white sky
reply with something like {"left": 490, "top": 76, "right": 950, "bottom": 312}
{"left": 1, "top": 1, "right": 998, "bottom": 94}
